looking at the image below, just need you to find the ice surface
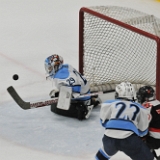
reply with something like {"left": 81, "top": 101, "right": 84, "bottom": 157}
{"left": 0, "top": 0, "right": 160, "bottom": 159}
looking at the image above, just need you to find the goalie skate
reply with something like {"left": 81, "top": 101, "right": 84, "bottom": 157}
{"left": 85, "top": 105, "right": 94, "bottom": 119}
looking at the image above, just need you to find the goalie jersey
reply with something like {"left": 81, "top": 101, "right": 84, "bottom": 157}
{"left": 100, "top": 99, "right": 152, "bottom": 138}
{"left": 50, "top": 64, "right": 90, "bottom": 101}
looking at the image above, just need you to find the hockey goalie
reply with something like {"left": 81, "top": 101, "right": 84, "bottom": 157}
{"left": 44, "top": 54, "right": 101, "bottom": 120}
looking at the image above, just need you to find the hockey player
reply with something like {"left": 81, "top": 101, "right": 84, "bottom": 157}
{"left": 136, "top": 86, "right": 160, "bottom": 160}
{"left": 95, "top": 82, "right": 155, "bottom": 160}
{"left": 44, "top": 54, "right": 100, "bottom": 120}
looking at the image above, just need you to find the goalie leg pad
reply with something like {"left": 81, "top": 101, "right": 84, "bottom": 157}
{"left": 75, "top": 100, "right": 93, "bottom": 120}
{"left": 75, "top": 102, "right": 87, "bottom": 120}
{"left": 51, "top": 103, "right": 78, "bottom": 118}
{"left": 51, "top": 98, "right": 93, "bottom": 120}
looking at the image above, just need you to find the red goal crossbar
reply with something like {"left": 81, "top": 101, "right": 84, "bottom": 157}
{"left": 79, "top": 6, "right": 160, "bottom": 100}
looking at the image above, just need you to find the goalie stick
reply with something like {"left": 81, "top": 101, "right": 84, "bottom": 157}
{"left": 7, "top": 86, "right": 103, "bottom": 110}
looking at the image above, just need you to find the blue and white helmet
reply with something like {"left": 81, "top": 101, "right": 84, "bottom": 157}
{"left": 115, "top": 82, "right": 136, "bottom": 100}
{"left": 44, "top": 54, "right": 63, "bottom": 76}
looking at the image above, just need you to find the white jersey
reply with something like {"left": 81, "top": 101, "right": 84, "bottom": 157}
{"left": 50, "top": 64, "right": 90, "bottom": 101}
{"left": 100, "top": 99, "right": 152, "bottom": 139}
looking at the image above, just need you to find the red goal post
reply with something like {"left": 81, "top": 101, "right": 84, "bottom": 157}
{"left": 79, "top": 6, "right": 160, "bottom": 100}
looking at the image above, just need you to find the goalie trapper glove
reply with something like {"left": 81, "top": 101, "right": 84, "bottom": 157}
{"left": 49, "top": 89, "right": 59, "bottom": 98}
{"left": 91, "top": 96, "right": 102, "bottom": 107}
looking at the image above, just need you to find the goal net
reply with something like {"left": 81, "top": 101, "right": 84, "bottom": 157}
{"left": 79, "top": 6, "right": 160, "bottom": 100}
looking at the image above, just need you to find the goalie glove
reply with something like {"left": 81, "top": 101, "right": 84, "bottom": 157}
{"left": 49, "top": 89, "right": 59, "bottom": 98}
{"left": 91, "top": 96, "right": 102, "bottom": 107}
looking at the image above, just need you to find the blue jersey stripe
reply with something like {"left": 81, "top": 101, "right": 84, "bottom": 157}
{"left": 101, "top": 119, "right": 148, "bottom": 136}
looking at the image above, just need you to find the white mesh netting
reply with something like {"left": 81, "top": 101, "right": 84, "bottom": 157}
{"left": 79, "top": 6, "right": 160, "bottom": 93}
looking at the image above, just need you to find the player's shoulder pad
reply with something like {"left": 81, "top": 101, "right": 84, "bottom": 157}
{"left": 103, "top": 99, "right": 120, "bottom": 104}
{"left": 54, "top": 64, "right": 69, "bottom": 79}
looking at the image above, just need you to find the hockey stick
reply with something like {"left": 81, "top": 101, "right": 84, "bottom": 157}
{"left": 7, "top": 86, "right": 103, "bottom": 110}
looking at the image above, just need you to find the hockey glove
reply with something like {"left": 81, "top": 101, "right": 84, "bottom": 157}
{"left": 91, "top": 96, "right": 102, "bottom": 107}
{"left": 49, "top": 89, "right": 59, "bottom": 98}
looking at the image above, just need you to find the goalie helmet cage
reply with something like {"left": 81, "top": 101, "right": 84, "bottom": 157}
{"left": 79, "top": 6, "right": 160, "bottom": 100}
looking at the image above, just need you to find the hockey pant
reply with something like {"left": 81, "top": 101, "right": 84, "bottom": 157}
{"left": 95, "top": 134, "right": 155, "bottom": 160}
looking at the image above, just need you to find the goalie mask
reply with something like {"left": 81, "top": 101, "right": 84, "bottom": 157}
{"left": 136, "top": 86, "right": 155, "bottom": 104}
{"left": 44, "top": 54, "right": 63, "bottom": 76}
{"left": 115, "top": 82, "right": 136, "bottom": 101}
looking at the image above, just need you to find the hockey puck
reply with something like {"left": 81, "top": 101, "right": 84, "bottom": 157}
{"left": 13, "top": 74, "right": 19, "bottom": 80}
